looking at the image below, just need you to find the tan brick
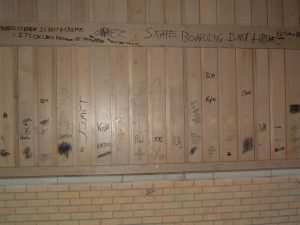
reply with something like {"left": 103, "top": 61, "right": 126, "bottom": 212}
{"left": 174, "top": 180, "right": 194, "bottom": 187}
{"left": 37, "top": 206, "right": 58, "bottom": 214}
{"left": 214, "top": 179, "right": 233, "bottom": 186}
{"left": 215, "top": 192, "right": 233, "bottom": 199}
{"left": 289, "top": 215, "right": 300, "bottom": 222}
{"left": 48, "top": 185, "right": 68, "bottom": 192}
{"left": 271, "top": 189, "right": 289, "bottom": 196}
{"left": 241, "top": 211, "right": 260, "bottom": 218}
{"left": 134, "top": 196, "right": 153, "bottom": 203}
{"left": 143, "top": 202, "right": 162, "bottom": 209}
{"left": 241, "top": 184, "right": 260, "bottom": 191}
{"left": 222, "top": 212, "right": 240, "bottom": 219}
{"left": 122, "top": 217, "right": 142, "bottom": 225}
{"left": 16, "top": 207, "right": 37, "bottom": 214}
{"left": 203, "top": 213, "right": 222, "bottom": 221}
{"left": 92, "top": 211, "right": 113, "bottom": 219}
{"left": 174, "top": 208, "right": 194, "bottom": 216}
{"left": 59, "top": 221, "right": 79, "bottom": 225}
{"left": 183, "top": 215, "right": 202, "bottom": 222}
{"left": 163, "top": 215, "right": 182, "bottom": 223}
{"left": 0, "top": 193, "right": 15, "bottom": 200}
{"left": 69, "top": 184, "right": 90, "bottom": 191}
{"left": 121, "top": 189, "right": 142, "bottom": 196}
{"left": 252, "top": 217, "right": 270, "bottom": 224}
{"left": 28, "top": 214, "right": 49, "bottom": 221}
{"left": 234, "top": 192, "right": 251, "bottom": 198}
{"left": 49, "top": 213, "right": 70, "bottom": 220}
{"left": 153, "top": 181, "right": 173, "bottom": 188}
{"left": 113, "top": 210, "right": 133, "bottom": 218}
{"left": 279, "top": 208, "right": 297, "bottom": 216}
{"left": 92, "top": 197, "right": 112, "bottom": 205}
{"left": 101, "top": 204, "right": 121, "bottom": 212}
{"left": 59, "top": 206, "right": 80, "bottom": 213}
{"left": 252, "top": 190, "right": 269, "bottom": 198}
{"left": 222, "top": 199, "right": 240, "bottom": 206}
{"left": 27, "top": 185, "right": 48, "bottom": 192}
{"left": 233, "top": 205, "right": 252, "bottom": 212}
{"left": 241, "top": 198, "right": 260, "bottom": 205}
{"left": 252, "top": 177, "right": 270, "bottom": 184}
{"left": 195, "top": 193, "right": 214, "bottom": 200}
{"left": 37, "top": 222, "right": 58, "bottom": 225}
{"left": 255, "top": 203, "right": 270, "bottom": 210}
{"left": 16, "top": 193, "right": 36, "bottom": 200}
{"left": 6, "top": 214, "right": 27, "bottom": 222}
{"left": 271, "top": 216, "right": 289, "bottom": 223}
{"left": 132, "top": 182, "right": 153, "bottom": 189}
{"left": 100, "top": 218, "right": 121, "bottom": 225}
{"left": 0, "top": 208, "right": 15, "bottom": 215}
{"left": 271, "top": 176, "right": 289, "bottom": 183}
{"left": 27, "top": 199, "right": 48, "bottom": 207}
{"left": 195, "top": 222, "right": 214, "bottom": 225}
{"left": 261, "top": 210, "right": 279, "bottom": 217}
{"left": 260, "top": 183, "right": 278, "bottom": 190}
{"left": 49, "top": 199, "right": 69, "bottom": 206}
{"left": 183, "top": 200, "right": 202, "bottom": 208}
{"left": 0, "top": 200, "right": 4, "bottom": 207}
{"left": 111, "top": 183, "right": 132, "bottom": 190}
{"left": 143, "top": 216, "right": 162, "bottom": 224}
{"left": 134, "top": 210, "right": 154, "bottom": 217}
{"left": 80, "top": 191, "right": 100, "bottom": 198}
{"left": 163, "top": 202, "right": 182, "bottom": 209}
{"left": 5, "top": 186, "right": 26, "bottom": 193}
{"left": 154, "top": 209, "right": 174, "bottom": 216}
{"left": 72, "top": 198, "right": 92, "bottom": 205}
{"left": 289, "top": 201, "right": 300, "bottom": 208}
{"left": 195, "top": 179, "right": 213, "bottom": 187}
{"left": 271, "top": 202, "right": 289, "bottom": 209}
{"left": 113, "top": 196, "right": 133, "bottom": 204}
{"left": 163, "top": 188, "right": 183, "bottom": 195}
{"left": 101, "top": 190, "right": 121, "bottom": 197}
{"left": 234, "top": 178, "right": 251, "bottom": 185}
{"left": 59, "top": 191, "right": 79, "bottom": 199}
{"left": 154, "top": 195, "right": 174, "bottom": 202}
{"left": 203, "top": 199, "right": 222, "bottom": 207}
{"left": 214, "top": 206, "right": 233, "bottom": 213}
{"left": 279, "top": 182, "right": 297, "bottom": 189}
{"left": 90, "top": 183, "right": 111, "bottom": 190}
{"left": 233, "top": 219, "right": 251, "bottom": 225}
{"left": 79, "top": 205, "right": 100, "bottom": 212}
{"left": 80, "top": 220, "right": 100, "bottom": 225}
{"left": 37, "top": 192, "right": 58, "bottom": 199}
{"left": 221, "top": 185, "right": 240, "bottom": 193}
{"left": 203, "top": 186, "right": 222, "bottom": 193}
{"left": 175, "top": 194, "right": 194, "bottom": 201}
{"left": 122, "top": 203, "right": 142, "bottom": 211}
{"left": 71, "top": 212, "right": 91, "bottom": 220}
{"left": 6, "top": 200, "right": 27, "bottom": 207}
{"left": 183, "top": 186, "right": 202, "bottom": 194}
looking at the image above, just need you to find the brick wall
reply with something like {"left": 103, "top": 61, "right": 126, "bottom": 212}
{"left": 0, "top": 170, "right": 300, "bottom": 225}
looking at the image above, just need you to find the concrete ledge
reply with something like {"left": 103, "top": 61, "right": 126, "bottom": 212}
{"left": 1, "top": 169, "right": 300, "bottom": 185}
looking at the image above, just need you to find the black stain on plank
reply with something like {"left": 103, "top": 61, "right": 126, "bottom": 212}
{"left": 227, "top": 152, "right": 232, "bottom": 156}
{"left": 23, "top": 147, "right": 32, "bottom": 159}
{"left": 2, "top": 112, "right": 8, "bottom": 119}
{"left": 243, "top": 137, "right": 253, "bottom": 154}
{"left": 0, "top": 149, "right": 10, "bottom": 157}
{"left": 58, "top": 142, "right": 72, "bottom": 159}
{"left": 290, "top": 104, "right": 300, "bottom": 114}
{"left": 97, "top": 151, "right": 112, "bottom": 158}
{"left": 40, "top": 119, "right": 49, "bottom": 125}
{"left": 190, "top": 147, "right": 197, "bottom": 155}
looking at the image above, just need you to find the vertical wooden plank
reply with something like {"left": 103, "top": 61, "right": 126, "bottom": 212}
{"left": 128, "top": 0, "right": 148, "bottom": 165}
{"left": 146, "top": 0, "right": 166, "bottom": 164}
{"left": 37, "top": 1, "right": 56, "bottom": 166}
{"left": 111, "top": 0, "right": 130, "bottom": 165}
{"left": 56, "top": 0, "right": 74, "bottom": 166}
{"left": 165, "top": 0, "right": 184, "bottom": 163}
{"left": 37, "top": 0, "right": 56, "bottom": 21}
{"left": 268, "top": 0, "right": 286, "bottom": 159}
{"left": 18, "top": 47, "right": 36, "bottom": 167}
{"left": 217, "top": 0, "right": 237, "bottom": 161}
{"left": 17, "top": 0, "right": 37, "bottom": 167}
{"left": 0, "top": 1, "right": 17, "bottom": 167}
{"left": 284, "top": 0, "right": 300, "bottom": 159}
{"left": 235, "top": 0, "right": 254, "bottom": 161}
{"left": 252, "top": 0, "right": 271, "bottom": 160}
{"left": 73, "top": 1, "right": 93, "bottom": 166}
{"left": 0, "top": 48, "right": 16, "bottom": 167}
{"left": 200, "top": 0, "right": 219, "bottom": 162}
{"left": 93, "top": 0, "right": 112, "bottom": 165}
{"left": 182, "top": 0, "right": 202, "bottom": 162}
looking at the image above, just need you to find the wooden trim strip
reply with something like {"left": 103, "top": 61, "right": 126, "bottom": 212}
{"left": 1, "top": 159, "right": 300, "bottom": 177}
{"left": 0, "top": 22, "right": 300, "bottom": 49}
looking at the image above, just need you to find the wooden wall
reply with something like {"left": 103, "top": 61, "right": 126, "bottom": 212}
{"left": 0, "top": 0, "right": 300, "bottom": 177}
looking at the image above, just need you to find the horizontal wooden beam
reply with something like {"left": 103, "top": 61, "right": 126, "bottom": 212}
{"left": 0, "top": 22, "right": 300, "bottom": 49}
{"left": 1, "top": 160, "right": 300, "bottom": 178}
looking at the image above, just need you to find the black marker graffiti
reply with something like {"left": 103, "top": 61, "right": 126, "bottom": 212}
{"left": 153, "top": 137, "right": 163, "bottom": 142}
{"left": 190, "top": 147, "right": 197, "bottom": 155}
{"left": 97, "top": 143, "right": 111, "bottom": 149}
{"left": 97, "top": 151, "right": 111, "bottom": 158}
{"left": 206, "top": 96, "right": 216, "bottom": 104}
{"left": 145, "top": 188, "right": 157, "bottom": 195}
{"left": 243, "top": 137, "right": 253, "bottom": 154}
{"left": 58, "top": 141, "right": 72, "bottom": 159}
{"left": 290, "top": 104, "right": 300, "bottom": 114}
{"left": 135, "top": 135, "right": 144, "bottom": 144}
{"left": 258, "top": 122, "right": 267, "bottom": 132}
{"left": 190, "top": 101, "right": 201, "bottom": 124}
{"left": 172, "top": 135, "right": 183, "bottom": 148}
{"left": 275, "top": 146, "right": 285, "bottom": 152}
{"left": 0, "top": 149, "right": 10, "bottom": 157}
{"left": 97, "top": 122, "right": 110, "bottom": 132}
